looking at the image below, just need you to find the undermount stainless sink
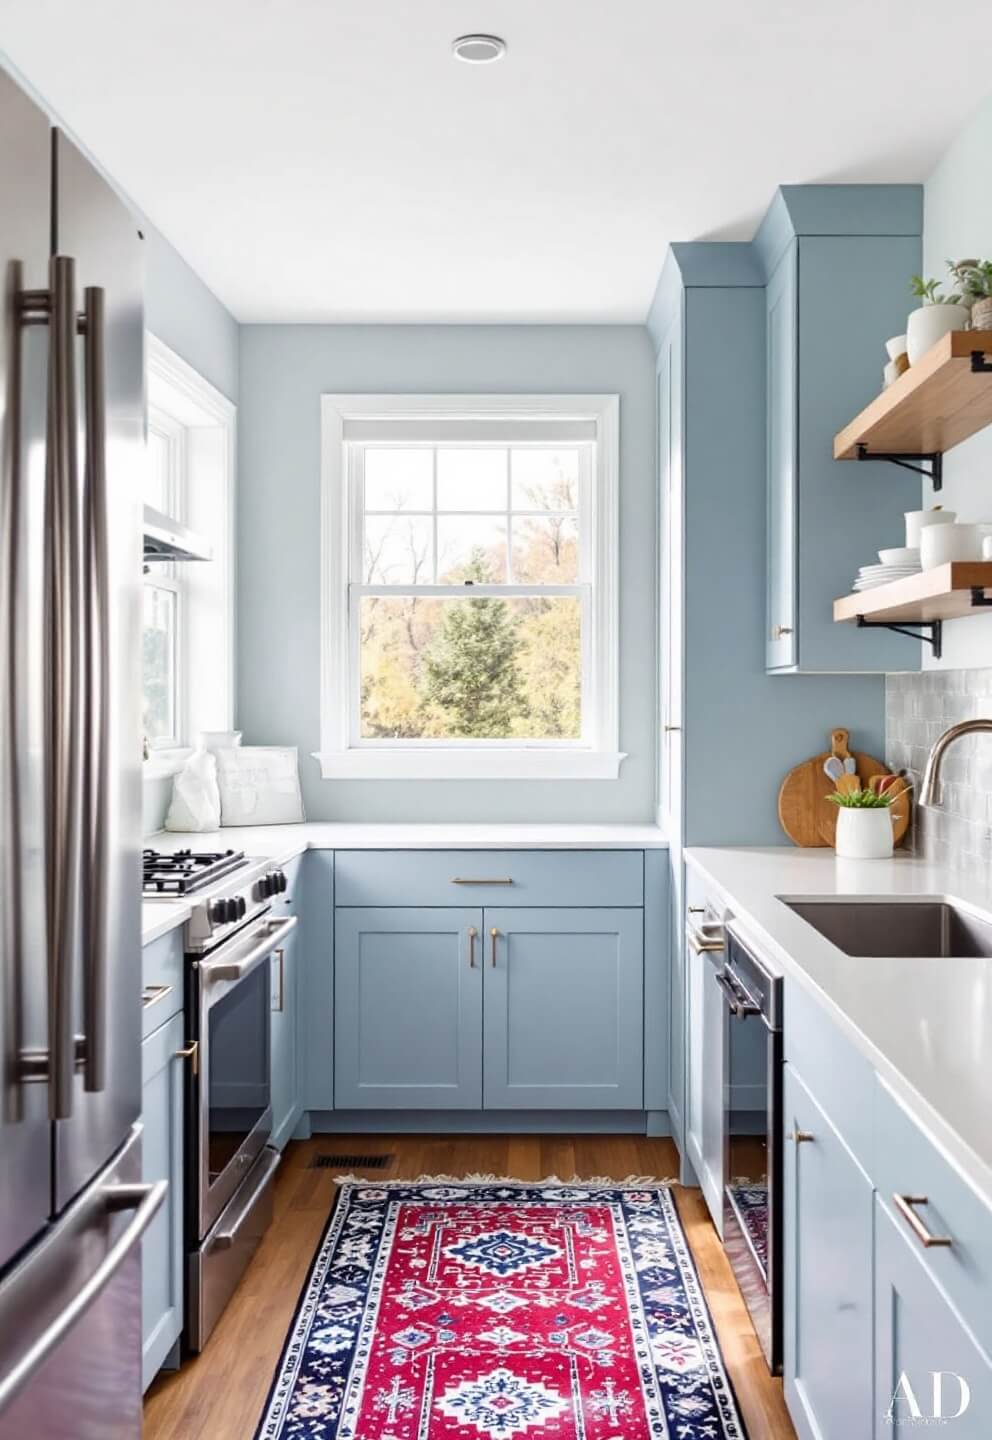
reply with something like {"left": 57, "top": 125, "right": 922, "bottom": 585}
{"left": 783, "top": 899, "right": 992, "bottom": 959}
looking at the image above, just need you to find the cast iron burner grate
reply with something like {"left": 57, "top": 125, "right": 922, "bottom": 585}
{"left": 310, "top": 1153, "right": 394, "bottom": 1171}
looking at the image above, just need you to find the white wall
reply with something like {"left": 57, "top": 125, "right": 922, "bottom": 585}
{"left": 921, "top": 95, "right": 992, "bottom": 670}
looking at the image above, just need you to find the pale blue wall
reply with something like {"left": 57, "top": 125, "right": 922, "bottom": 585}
{"left": 144, "top": 226, "right": 239, "bottom": 403}
{"left": 236, "top": 325, "right": 658, "bottom": 822}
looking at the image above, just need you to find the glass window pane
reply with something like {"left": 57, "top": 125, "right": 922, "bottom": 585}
{"left": 364, "top": 515, "right": 433, "bottom": 583}
{"left": 436, "top": 449, "right": 507, "bottom": 511}
{"left": 512, "top": 513, "right": 579, "bottom": 583}
{"left": 145, "top": 428, "right": 170, "bottom": 510}
{"left": 364, "top": 449, "right": 433, "bottom": 511}
{"left": 437, "top": 516, "right": 507, "bottom": 583}
{"left": 359, "top": 595, "right": 581, "bottom": 741}
{"left": 143, "top": 584, "right": 177, "bottom": 742}
{"left": 511, "top": 449, "right": 579, "bottom": 511}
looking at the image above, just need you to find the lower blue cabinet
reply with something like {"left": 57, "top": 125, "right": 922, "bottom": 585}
{"left": 141, "top": 1010, "right": 185, "bottom": 1391}
{"left": 874, "top": 1197, "right": 992, "bottom": 1438}
{"left": 270, "top": 920, "right": 300, "bottom": 1149}
{"left": 783, "top": 1063, "right": 873, "bottom": 1440}
{"left": 483, "top": 908, "right": 643, "bottom": 1109}
{"left": 334, "top": 907, "right": 483, "bottom": 1109}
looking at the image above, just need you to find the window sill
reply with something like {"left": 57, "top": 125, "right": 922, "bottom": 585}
{"left": 142, "top": 747, "right": 193, "bottom": 781}
{"left": 312, "top": 749, "right": 627, "bottom": 781}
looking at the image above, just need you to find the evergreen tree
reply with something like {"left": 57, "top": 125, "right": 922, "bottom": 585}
{"left": 422, "top": 550, "right": 528, "bottom": 737}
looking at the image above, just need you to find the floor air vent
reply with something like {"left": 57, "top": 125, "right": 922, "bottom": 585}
{"left": 310, "top": 1153, "right": 393, "bottom": 1170}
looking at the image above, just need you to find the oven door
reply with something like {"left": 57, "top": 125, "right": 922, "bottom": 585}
{"left": 194, "top": 915, "right": 297, "bottom": 1240}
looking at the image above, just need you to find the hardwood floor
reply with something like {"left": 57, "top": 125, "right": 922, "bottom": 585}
{"left": 144, "top": 1134, "right": 796, "bottom": 1439}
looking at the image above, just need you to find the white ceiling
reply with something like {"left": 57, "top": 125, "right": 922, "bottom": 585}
{"left": 1, "top": 1, "right": 989, "bottom": 323}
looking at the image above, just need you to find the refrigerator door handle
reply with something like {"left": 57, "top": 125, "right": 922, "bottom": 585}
{"left": 80, "top": 285, "right": 109, "bottom": 1095}
{"left": 0, "top": 1178, "right": 166, "bottom": 1414}
{"left": 44, "top": 254, "right": 85, "bottom": 1122}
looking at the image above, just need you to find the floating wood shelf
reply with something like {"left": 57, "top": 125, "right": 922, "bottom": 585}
{"left": 835, "top": 563, "right": 992, "bottom": 624}
{"left": 833, "top": 330, "right": 992, "bottom": 467}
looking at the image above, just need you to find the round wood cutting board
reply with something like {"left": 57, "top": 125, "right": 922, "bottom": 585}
{"left": 778, "top": 727, "right": 909, "bottom": 848}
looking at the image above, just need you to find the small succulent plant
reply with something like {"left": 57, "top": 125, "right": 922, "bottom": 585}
{"left": 910, "top": 275, "right": 963, "bottom": 306}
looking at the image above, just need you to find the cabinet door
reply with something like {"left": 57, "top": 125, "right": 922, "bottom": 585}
{"left": 783, "top": 1064, "right": 873, "bottom": 1440}
{"left": 334, "top": 908, "right": 482, "bottom": 1109}
{"left": 483, "top": 908, "right": 643, "bottom": 1110}
{"left": 270, "top": 922, "right": 299, "bottom": 1150}
{"left": 874, "top": 1197, "right": 992, "bottom": 1437}
{"left": 141, "top": 1011, "right": 185, "bottom": 1392}
{"left": 684, "top": 938, "right": 726, "bottom": 1228}
{"left": 766, "top": 241, "right": 799, "bottom": 671}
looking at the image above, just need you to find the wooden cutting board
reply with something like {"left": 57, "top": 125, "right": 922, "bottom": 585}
{"left": 778, "top": 727, "right": 908, "bottom": 848}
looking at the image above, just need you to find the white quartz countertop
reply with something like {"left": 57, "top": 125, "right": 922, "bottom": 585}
{"left": 685, "top": 846, "right": 992, "bottom": 1202}
{"left": 141, "top": 823, "right": 667, "bottom": 945}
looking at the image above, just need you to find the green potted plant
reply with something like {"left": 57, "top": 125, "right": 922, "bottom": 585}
{"left": 948, "top": 259, "right": 992, "bottom": 330}
{"left": 826, "top": 786, "right": 905, "bottom": 859}
{"left": 906, "top": 276, "right": 969, "bottom": 364}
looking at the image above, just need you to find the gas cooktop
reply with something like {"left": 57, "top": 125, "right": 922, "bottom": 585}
{"left": 142, "top": 847, "right": 248, "bottom": 897}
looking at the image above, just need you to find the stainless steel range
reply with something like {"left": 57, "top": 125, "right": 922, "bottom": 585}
{"left": 143, "top": 849, "right": 296, "bottom": 1351}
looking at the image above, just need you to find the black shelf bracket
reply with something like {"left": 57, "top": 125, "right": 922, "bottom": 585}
{"left": 857, "top": 615, "right": 943, "bottom": 659}
{"left": 971, "top": 587, "right": 992, "bottom": 608}
{"left": 971, "top": 350, "right": 992, "bottom": 374}
{"left": 855, "top": 443, "right": 943, "bottom": 491}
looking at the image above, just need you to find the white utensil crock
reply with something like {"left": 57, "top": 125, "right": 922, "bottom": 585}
{"left": 834, "top": 807, "right": 895, "bottom": 860}
{"left": 920, "top": 523, "right": 983, "bottom": 568}
{"left": 906, "top": 303, "right": 970, "bottom": 365}
{"left": 905, "top": 508, "right": 956, "bottom": 548}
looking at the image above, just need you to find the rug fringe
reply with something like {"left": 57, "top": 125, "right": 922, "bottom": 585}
{"left": 332, "top": 1171, "right": 677, "bottom": 1188}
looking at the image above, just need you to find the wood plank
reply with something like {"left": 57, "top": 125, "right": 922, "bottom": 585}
{"left": 833, "top": 329, "right": 992, "bottom": 460}
{"left": 834, "top": 561, "right": 992, "bottom": 624}
{"left": 144, "top": 1134, "right": 796, "bottom": 1440}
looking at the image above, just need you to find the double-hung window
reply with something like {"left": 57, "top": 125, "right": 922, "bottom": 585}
{"left": 318, "top": 395, "right": 622, "bottom": 780}
{"left": 143, "top": 406, "right": 186, "bottom": 748}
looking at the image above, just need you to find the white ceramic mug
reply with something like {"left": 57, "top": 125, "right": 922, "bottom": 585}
{"left": 920, "top": 523, "right": 984, "bottom": 568}
{"left": 904, "top": 508, "right": 956, "bottom": 548}
{"left": 834, "top": 807, "right": 896, "bottom": 860}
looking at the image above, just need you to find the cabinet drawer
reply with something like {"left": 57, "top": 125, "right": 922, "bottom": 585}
{"left": 334, "top": 850, "right": 644, "bottom": 909}
{"left": 873, "top": 1076, "right": 992, "bottom": 1358}
{"left": 141, "top": 928, "right": 184, "bottom": 1037}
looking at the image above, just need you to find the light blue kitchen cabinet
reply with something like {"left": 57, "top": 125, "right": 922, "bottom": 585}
{"left": 755, "top": 187, "right": 924, "bottom": 673}
{"left": 299, "top": 850, "right": 334, "bottom": 1113}
{"left": 141, "top": 1010, "right": 185, "bottom": 1392}
{"left": 334, "top": 907, "right": 483, "bottom": 1108}
{"left": 684, "top": 928, "right": 725, "bottom": 1227}
{"left": 874, "top": 1196, "right": 992, "bottom": 1437}
{"left": 782, "top": 1062, "right": 874, "bottom": 1440}
{"left": 482, "top": 908, "right": 643, "bottom": 1110}
{"left": 270, "top": 916, "right": 299, "bottom": 1150}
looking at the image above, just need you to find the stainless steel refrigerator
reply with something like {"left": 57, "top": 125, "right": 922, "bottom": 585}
{"left": 0, "top": 63, "right": 162, "bottom": 1437}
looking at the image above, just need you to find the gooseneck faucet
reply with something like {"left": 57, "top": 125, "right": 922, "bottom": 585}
{"left": 919, "top": 718, "right": 992, "bottom": 808}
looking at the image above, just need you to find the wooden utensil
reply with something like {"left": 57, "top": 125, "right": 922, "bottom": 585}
{"left": 778, "top": 727, "right": 893, "bottom": 847}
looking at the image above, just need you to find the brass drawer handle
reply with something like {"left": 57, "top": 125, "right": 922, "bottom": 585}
{"left": 174, "top": 1041, "right": 199, "bottom": 1077}
{"left": 771, "top": 625, "right": 793, "bottom": 640}
{"left": 452, "top": 877, "right": 514, "bottom": 886}
{"left": 688, "top": 924, "right": 724, "bottom": 955}
{"left": 790, "top": 1129, "right": 815, "bottom": 1145}
{"left": 272, "top": 947, "right": 285, "bottom": 1013}
{"left": 141, "top": 984, "right": 173, "bottom": 1010}
{"left": 893, "top": 1193, "right": 953, "bottom": 1249}
{"left": 468, "top": 927, "right": 477, "bottom": 967}
{"left": 490, "top": 928, "right": 499, "bottom": 967}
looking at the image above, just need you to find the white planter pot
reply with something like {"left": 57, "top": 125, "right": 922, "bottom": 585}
{"left": 834, "top": 807, "right": 895, "bottom": 860}
{"left": 906, "top": 304, "right": 970, "bottom": 365}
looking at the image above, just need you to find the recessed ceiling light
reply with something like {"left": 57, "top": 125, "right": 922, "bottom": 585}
{"left": 452, "top": 34, "right": 506, "bottom": 64}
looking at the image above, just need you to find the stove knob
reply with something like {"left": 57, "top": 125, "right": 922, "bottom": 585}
{"left": 275, "top": 870, "right": 288, "bottom": 894}
{"left": 236, "top": 896, "right": 247, "bottom": 919}
{"left": 209, "top": 898, "right": 229, "bottom": 926}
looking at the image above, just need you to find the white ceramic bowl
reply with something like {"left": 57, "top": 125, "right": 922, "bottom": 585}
{"left": 878, "top": 547, "right": 920, "bottom": 566}
{"left": 885, "top": 334, "right": 908, "bottom": 361}
{"left": 920, "top": 523, "right": 983, "bottom": 569}
{"left": 905, "top": 508, "right": 956, "bottom": 548}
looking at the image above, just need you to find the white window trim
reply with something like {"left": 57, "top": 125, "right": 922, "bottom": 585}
{"left": 142, "top": 335, "right": 237, "bottom": 774}
{"left": 316, "top": 393, "right": 623, "bottom": 781}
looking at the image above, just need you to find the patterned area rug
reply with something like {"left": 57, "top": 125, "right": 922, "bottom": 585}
{"left": 726, "top": 1183, "right": 769, "bottom": 1275}
{"left": 255, "top": 1178, "right": 747, "bottom": 1440}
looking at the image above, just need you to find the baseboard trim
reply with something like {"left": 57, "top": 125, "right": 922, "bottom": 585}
{"left": 304, "top": 1109, "right": 671, "bottom": 1136}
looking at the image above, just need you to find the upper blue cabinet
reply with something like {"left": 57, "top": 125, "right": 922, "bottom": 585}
{"left": 755, "top": 186, "right": 923, "bottom": 672}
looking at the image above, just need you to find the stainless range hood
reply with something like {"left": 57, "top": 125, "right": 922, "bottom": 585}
{"left": 143, "top": 505, "right": 212, "bottom": 564}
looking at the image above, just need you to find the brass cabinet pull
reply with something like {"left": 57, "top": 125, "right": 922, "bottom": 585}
{"left": 141, "top": 984, "right": 173, "bottom": 1010}
{"left": 174, "top": 1041, "right": 199, "bottom": 1078}
{"left": 687, "top": 924, "right": 724, "bottom": 955}
{"left": 272, "top": 947, "right": 285, "bottom": 1012}
{"left": 490, "top": 928, "right": 499, "bottom": 967}
{"left": 687, "top": 906, "right": 705, "bottom": 915}
{"left": 468, "top": 927, "right": 477, "bottom": 967}
{"left": 452, "top": 877, "right": 514, "bottom": 886}
{"left": 892, "top": 1193, "right": 953, "bottom": 1249}
{"left": 663, "top": 725, "right": 681, "bottom": 732}
{"left": 771, "top": 624, "right": 793, "bottom": 639}
{"left": 790, "top": 1129, "right": 815, "bottom": 1145}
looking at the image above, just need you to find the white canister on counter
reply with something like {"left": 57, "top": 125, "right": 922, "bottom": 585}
{"left": 904, "top": 508, "right": 956, "bottom": 548}
{"left": 983, "top": 535, "right": 992, "bottom": 562}
{"left": 920, "top": 523, "right": 984, "bottom": 568}
{"left": 834, "top": 806, "right": 896, "bottom": 860}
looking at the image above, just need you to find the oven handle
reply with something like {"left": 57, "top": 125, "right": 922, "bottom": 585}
{"left": 199, "top": 916, "right": 297, "bottom": 985}
{"left": 211, "top": 1147, "right": 281, "bottom": 1251}
{"left": 714, "top": 967, "right": 761, "bottom": 1020}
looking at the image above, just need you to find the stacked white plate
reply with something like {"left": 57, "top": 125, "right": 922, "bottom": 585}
{"left": 852, "top": 551, "right": 922, "bottom": 592}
